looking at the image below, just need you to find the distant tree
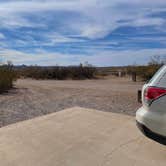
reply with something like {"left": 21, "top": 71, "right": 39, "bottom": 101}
{"left": 83, "top": 61, "right": 93, "bottom": 67}
{"left": 148, "top": 55, "right": 163, "bottom": 66}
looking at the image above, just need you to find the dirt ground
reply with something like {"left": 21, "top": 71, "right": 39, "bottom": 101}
{"left": 0, "top": 77, "right": 143, "bottom": 127}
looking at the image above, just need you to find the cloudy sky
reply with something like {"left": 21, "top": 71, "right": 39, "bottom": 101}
{"left": 0, "top": 0, "right": 166, "bottom": 66}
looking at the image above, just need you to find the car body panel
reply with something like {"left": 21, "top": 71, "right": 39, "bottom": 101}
{"left": 136, "top": 107, "right": 166, "bottom": 136}
{"left": 136, "top": 65, "right": 166, "bottom": 144}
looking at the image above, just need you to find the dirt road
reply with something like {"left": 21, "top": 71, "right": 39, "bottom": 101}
{"left": 0, "top": 77, "right": 143, "bottom": 127}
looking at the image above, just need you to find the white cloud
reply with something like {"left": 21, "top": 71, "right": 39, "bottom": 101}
{"left": 0, "top": 33, "right": 5, "bottom": 39}
{"left": 132, "top": 18, "right": 165, "bottom": 27}
{"left": 1, "top": 48, "right": 166, "bottom": 66}
{"left": 45, "top": 33, "right": 86, "bottom": 45}
{"left": 79, "top": 24, "right": 115, "bottom": 39}
{"left": 0, "top": 0, "right": 166, "bottom": 66}
{"left": 0, "top": 0, "right": 94, "bottom": 14}
{"left": 0, "top": 0, "right": 165, "bottom": 38}
{"left": 83, "top": 49, "right": 166, "bottom": 66}
{"left": 0, "top": 13, "right": 45, "bottom": 29}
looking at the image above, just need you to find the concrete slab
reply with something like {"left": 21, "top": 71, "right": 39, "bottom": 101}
{"left": 0, "top": 107, "right": 165, "bottom": 166}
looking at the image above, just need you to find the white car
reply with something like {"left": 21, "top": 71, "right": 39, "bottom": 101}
{"left": 136, "top": 65, "right": 166, "bottom": 145}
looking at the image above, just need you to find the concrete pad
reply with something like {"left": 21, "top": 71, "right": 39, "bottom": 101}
{"left": 0, "top": 107, "right": 165, "bottom": 166}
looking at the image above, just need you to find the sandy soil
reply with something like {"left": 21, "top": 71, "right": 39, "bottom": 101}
{"left": 0, "top": 77, "right": 143, "bottom": 127}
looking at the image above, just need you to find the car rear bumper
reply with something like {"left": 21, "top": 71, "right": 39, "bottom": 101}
{"left": 136, "top": 106, "right": 166, "bottom": 136}
{"left": 136, "top": 121, "right": 166, "bottom": 145}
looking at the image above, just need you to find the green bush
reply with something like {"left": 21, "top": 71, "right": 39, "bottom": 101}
{"left": 0, "top": 64, "right": 17, "bottom": 93}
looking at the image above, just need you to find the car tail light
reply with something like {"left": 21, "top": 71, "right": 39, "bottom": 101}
{"left": 144, "top": 86, "right": 166, "bottom": 105}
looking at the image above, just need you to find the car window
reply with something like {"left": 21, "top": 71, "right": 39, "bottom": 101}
{"left": 148, "top": 65, "right": 166, "bottom": 84}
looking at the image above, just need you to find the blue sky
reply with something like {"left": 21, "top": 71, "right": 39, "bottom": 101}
{"left": 0, "top": 0, "right": 166, "bottom": 66}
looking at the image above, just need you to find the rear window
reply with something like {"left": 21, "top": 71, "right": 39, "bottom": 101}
{"left": 158, "top": 71, "right": 166, "bottom": 88}
{"left": 148, "top": 65, "right": 166, "bottom": 84}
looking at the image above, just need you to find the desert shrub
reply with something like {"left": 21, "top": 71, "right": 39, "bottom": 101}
{"left": 126, "top": 64, "right": 162, "bottom": 81}
{"left": 138, "top": 65, "right": 162, "bottom": 81}
{"left": 126, "top": 55, "right": 165, "bottom": 81}
{"left": 18, "top": 64, "right": 96, "bottom": 80}
{"left": 0, "top": 64, "right": 17, "bottom": 93}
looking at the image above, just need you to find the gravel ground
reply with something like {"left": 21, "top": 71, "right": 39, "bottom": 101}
{"left": 0, "top": 77, "right": 143, "bottom": 127}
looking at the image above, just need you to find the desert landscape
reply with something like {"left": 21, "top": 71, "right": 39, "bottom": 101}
{"left": 0, "top": 1, "right": 166, "bottom": 165}
{"left": 0, "top": 76, "right": 143, "bottom": 127}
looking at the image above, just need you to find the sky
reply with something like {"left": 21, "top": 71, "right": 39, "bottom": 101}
{"left": 0, "top": 0, "right": 166, "bottom": 66}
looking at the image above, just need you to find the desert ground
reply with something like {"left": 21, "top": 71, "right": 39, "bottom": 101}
{"left": 1, "top": 78, "right": 166, "bottom": 166}
{"left": 0, "top": 76, "right": 143, "bottom": 127}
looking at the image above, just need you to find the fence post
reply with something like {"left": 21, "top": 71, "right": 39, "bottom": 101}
{"left": 132, "top": 72, "right": 137, "bottom": 82}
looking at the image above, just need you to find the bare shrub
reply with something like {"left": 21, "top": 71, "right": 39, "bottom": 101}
{"left": 126, "top": 55, "right": 164, "bottom": 81}
{"left": 18, "top": 64, "right": 96, "bottom": 80}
